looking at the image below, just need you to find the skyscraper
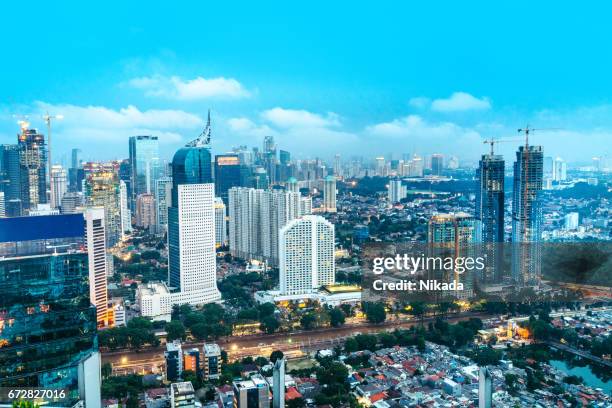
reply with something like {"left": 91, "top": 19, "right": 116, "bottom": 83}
{"left": 84, "top": 161, "right": 122, "bottom": 247}
{"left": 155, "top": 176, "right": 172, "bottom": 234}
{"left": 233, "top": 374, "right": 270, "bottom": 408}
{"left": 428, "top": 213, "right": 481, "bottom": 298}
{"left": 129, "top": 135, "right": 160, "bottom": 209}
{"left": 85, "top": 207, "right": 110, "bottom": 328}
{"left": 0, "top": 214, "right": 101, "bottom": 406}
{"left": 279, "top": 215, "right": 335, "bottom": 295}
{"left": 18, "top": 126, "right": 48, "bottom": 211}
{"left": 50, "top": 164, "right": 67, "bottom": 209}
{"left": 323, "top": 175, "right": 337, "bottom": 212}
{"left": 119, "top": 180, "right": 132, "bottom": 236}
{"left": 167, "top": 120, "right": 220, "bottom": 304}
{"left": 511, "top": 145, "right": 544, "bottom": 287}
{"left": 214, "top": 154, "right": 241, "bottom": 205}
{"left": 136, "top": 193, "right": 156, "bottom": 229}
{"left": 478, "top": 367, "right": 492, "bottom": 408}
{"left": 214, "top": 197, "right": 228, "bottom": 247}
{"left": 476, "top": 154, "right": 505, "bottom": 283}
{"left": 431, "top": 153, "right": 444, "bottom": 176}
{"left": 68, "top": 148, "right": 83, "bottom": 192}
{"left": 552, "top": 157, "right": 567, "bottom": 181}
{"left": 0, "top": 144, "right": 22, "bottom": 216}
{"left": 387, "top": 178, "right": 407, "bottom": 204}
{"left": 228, "top": 187, "right": 305, "bottom": 266}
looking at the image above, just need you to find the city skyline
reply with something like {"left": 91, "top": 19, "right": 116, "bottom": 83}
{"left": 2, "top": 2, "right": 612, "bottom": 163}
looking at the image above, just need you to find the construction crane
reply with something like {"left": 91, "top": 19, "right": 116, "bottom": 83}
{"left": 43, "top": 112, "right": 64, "bottom": 208}
{"left": 482, "top": 137, "right": 523, "bottom": 155}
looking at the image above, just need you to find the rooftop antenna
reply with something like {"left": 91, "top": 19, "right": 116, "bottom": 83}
{"left": 186, "top": 109, "right": 212, "bottom": 147}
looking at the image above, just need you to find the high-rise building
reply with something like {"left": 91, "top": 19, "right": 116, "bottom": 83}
{"left": 375, "top": 157, "right": 386, "bottom": 176}
{"left": 323, "top": 175, "right": 337, "bottom": 212}
{"left": 18, "top": 126, "right": 48, "bottom": 211}
{"left": 135, "top": 193, "right": 156, "bottom": 229}
{"left": 286, "top": 177, "right": 299, "bottom": 193}
{"left": 50, "top": 164, "right": 67, "bottom": 209}
{"left": 155, "top": 176, "right": 172, "bottom": 234}
{"left": 167, "top": 122, "right": 220, "bottom": 304}
{"left": 68, "top": 148, "right": 84, "bottom": 193}
{"left": 214, "top": 197, "right": 227, "bottom": 247}
{"left": 564, "top": 212, "right": 579, "bottom": 231}
{"left": 83, "top": 161, "right": 122, "bottom": 247}
{"left": 273, "top": 358, "right": 286, "bottom": 408}
{"left": 1, "top": 144, "right": 22, "bottom": 215}
{"left": 60, "top": 191, "right": 83, "bottom": 214}
{"left": 431, "top": 154, "right": 444, "bottom": 176}
{"left": 279, "top": 215, "right": 335, "bottom": 295}
{"left": 129, "top": 135, "right": 160, "bottom": 209}
{"left": 228, "top": 188, "right": 305, "bottom": 266}
{"left": 215, "top": 154, "right": 241, "bottom": 205}
{"left": 203, "top": 343, "right": 222, "bottom": 380}
{"left": 428, "top": 213, "right": 481, "bottom": 298}
{"left": 476, "top": 154, "right": 505, "bottom": 283}
{"left": 85, "top": 207, "right": 110, "bottom": 328}
{"left": 511, "top": 145, "right": 544, "bottom": 287}
{"left": 233, "top": 374, "right": 270, "bottom": 408}
{"left": 0, "top": 192, "right": 4, "bottom": 217}
{"left": 407, "top": 155, "right": 424, "bottom": 177}
{"left": 387, "top": 178, "right": 407, "bottom": 204}
{"left": 333, "top": 154, "right": 341, "bottom": 177}
{"left": 119, "top": 180, "right": 132, "bottom": 236}
{"left": 0, "top": 214, "right": 101, "bottom": 406}
{"left": 553, "top": 157, "right": 567, "bottom": 181}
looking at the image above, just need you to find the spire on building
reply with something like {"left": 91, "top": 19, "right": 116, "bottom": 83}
{"left": 186, "top": 109, "right": 212, "bottom": 147}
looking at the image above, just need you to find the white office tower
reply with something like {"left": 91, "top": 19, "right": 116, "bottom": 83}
{"left": 273, "top": 358, "right": 286, "bottom": 408}
{"left": 478, "top": 367, "right": 492, "bottom": 408}
{"left": 408, "top": 155, "right": 424, "bottom": 177}
{"left": 323, "top": 175, "right": 337, "bottom": 212}
{"left": 333, "top": 154, "right": 341, "bottom": 177}
{"left": 387, "top": 178, "right": 406, "bottom": 204}
{"left": 50, "top": 165, "right": 68, "bottom": 209}
{"left": 155, "top": 176, "right": 172, "bottom": 233}
{"left": 280, "top": 215, "right": 335, "bottom": 295}
{"left": 169, "top": 183, "right": 221, "bottom": 305}
{"left": 229, "top": 187, "right": 307, "bottom": 266}
{"left": 553, "top": 157, "right": 567, "bottom": 181}
{"left": 214, "top": 197, "right": 227, "bottom": 247}
{"left": 85, "top": 207, "right": 109, "bottom": 328}
{"left": 119, "top": 180, "right": 132, "bottom": 236}
{"left": 0, "top": 191, "right": 4, "bottom": 217}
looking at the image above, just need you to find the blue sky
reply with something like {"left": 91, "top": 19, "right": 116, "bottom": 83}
{"left": 1, "top": 1, "right": 611, "bottom": 164}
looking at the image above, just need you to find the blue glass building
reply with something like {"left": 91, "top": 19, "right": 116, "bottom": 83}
{"left": 0, "top": 214, "right": 100, "bottom": 406}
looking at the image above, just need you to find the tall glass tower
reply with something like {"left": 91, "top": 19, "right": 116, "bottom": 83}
{"left": 0, "top": 214, "right": 100, "bottom": 406}
{"left": 476, "top": 154, "right": 505, "bottom": 283}
{"left": 511, "top": 145, "right": 544, "bottom": 287}
{"left": 18, "top": 127, "right": 48, "bottom": 211}
{"left": 167, "top": 115, "right": 220, "bottom": 304}
{"left": 129, "top": 135, "right": 160, "bottom": 209}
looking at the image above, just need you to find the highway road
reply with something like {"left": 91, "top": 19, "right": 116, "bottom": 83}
{"left": 103, "top": 312, "right": 486, "bottom": 375}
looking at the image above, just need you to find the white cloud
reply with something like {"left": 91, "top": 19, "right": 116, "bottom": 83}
{"left": 408, "top": 97, "right": 431, "bottom": 109}
{"left": 128, "top": 75, "right": 250, "bottom": 100}
{"left": 430, "top": 92, "right": 491, "bottom": 112}
{"left": 261, "top": 107, "right": 340, "bottom": 128}
{"left": 366, "top": 114, "right": 483, "bottom": 156}
{"left": 226, "top": 117, "right": 275, "bottom": 138}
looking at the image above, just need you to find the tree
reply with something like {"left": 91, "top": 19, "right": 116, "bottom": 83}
{"left": 329, "top": 307, "right": 346, "bottom": 327}
{"left": 287, "top": 397, "right": 306, "bottom": 408}
{"left": 300, "top": 312, "right": 318, "bottom": 330}
{"left": 471, "top": 348, "right": 501, "bottom": 366}
{"left": 260, "top": 316, "right": 280, "bottom": 334}
{"left": 363, "top": 302, "right": 386, "bottom": 324}
{"left": 166, "top": 320, "right": 186, "bottom": 341}
{"left": 101, "top": 362, "right": 113, "bottom": 379}
{"left": 409, "top": 301, "right": 426, "bottom": 325}
{"left": 270, "top": 350, "right": 285, "bottom": 363}
{"left": 345, "top": 337, "right": 359, "bottom": 353}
